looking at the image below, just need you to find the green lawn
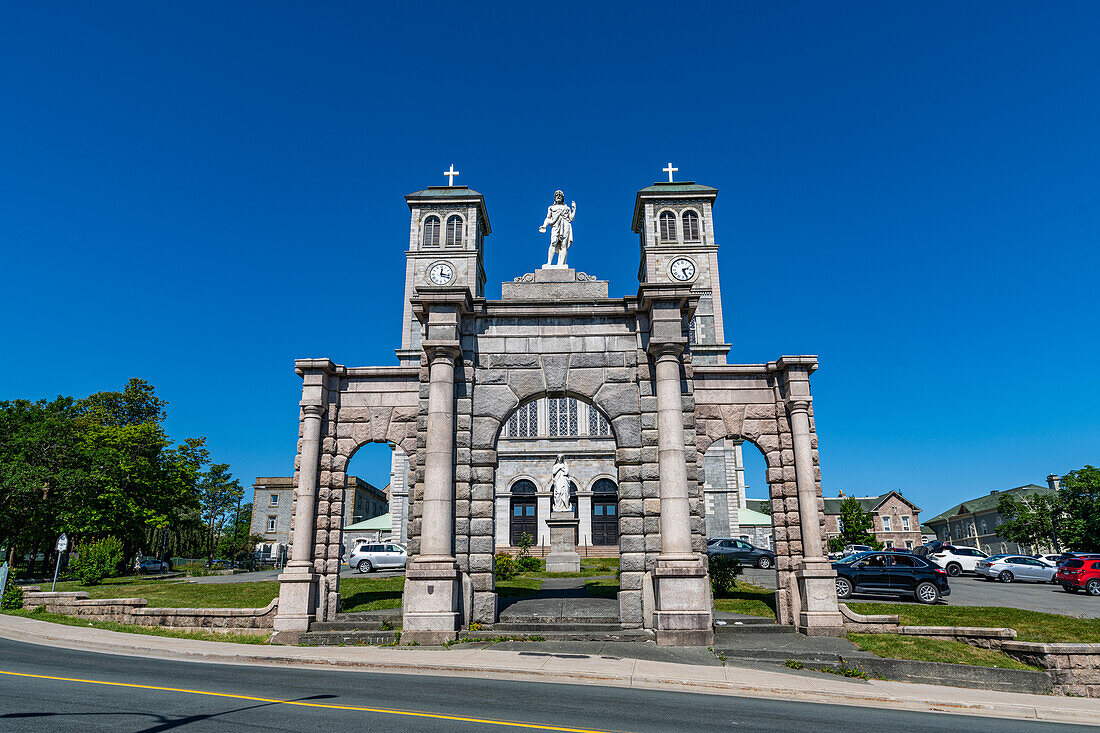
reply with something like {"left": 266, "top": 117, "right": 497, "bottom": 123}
{"left": 847, "top": 602, "right": 1100, "bottom": 643}
{"left": 43, "top": 577, "right": 280, "bottom": 609}
{"left": 3, "top": 607, "right": 269, "bottom": 644}
{"left": 713, "top": 581, "right": 777, "bottom": 619}
{"left": 847, "top": 632, "right": 1040, "bottom": 670}
{"left": 338, "top": 576, "right": 404, "bottom": 613}
{"left": 494, "top": 576, "right": 544, "bottom": 598}
{"left": 583, "top": 578, "right": 619, "bottom": 598}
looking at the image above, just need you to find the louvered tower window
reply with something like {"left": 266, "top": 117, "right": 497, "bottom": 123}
{"left": 422, "top": 216, "right": 441, "bottom": 248}
{"left": 659, "top": 211, "right": 677, "bottom": 243}
{"left": 682, "top": 210, "right": 700, "bottom": 241}
{"left": 445, "top": 215, "right": 464, "bottom": 247}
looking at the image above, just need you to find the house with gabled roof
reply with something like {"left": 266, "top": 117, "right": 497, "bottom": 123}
{"left": 745, "top": 490, "right": 924, "bottom": 550}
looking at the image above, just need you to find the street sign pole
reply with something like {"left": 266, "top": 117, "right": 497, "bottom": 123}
{"left": 52, "top": 533, "right": 68, "bottom": 592}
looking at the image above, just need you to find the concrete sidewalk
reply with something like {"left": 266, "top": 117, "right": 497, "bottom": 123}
{"left": 1, "top": 614, "right": 1097, "bottom": 726}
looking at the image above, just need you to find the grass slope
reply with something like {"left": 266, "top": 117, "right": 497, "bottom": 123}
{"left": 847, "top": 632, "right": 1040, "bottom": 670}
{"left": 3, "top": 608, "right": 268, "bottom": 644}
{"left": 847, "top": 602, "right": 1100, "bottom": 643}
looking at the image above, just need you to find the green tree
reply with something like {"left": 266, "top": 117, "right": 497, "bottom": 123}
{"left": 0, "top": 380, "right": 211, "bottom": 572}
{"left": 1057, "top": 466, "right": 1100, "bottom": 553}
{"left": 996, "top": 491, "right": 1061, "bottom": 551}
{"left": 199, "top": 464, "right": 243, "bottom": 563}
{"left": 835, "top": 496, "right": 880, "bottom": 548}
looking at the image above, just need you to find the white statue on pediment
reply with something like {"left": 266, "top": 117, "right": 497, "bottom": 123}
{"left": 539, "top": 190, "right": 576, "bottom": 268}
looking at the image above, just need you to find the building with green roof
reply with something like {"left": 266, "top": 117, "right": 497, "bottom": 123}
{"left": 923, "top": 483, "right": 1056, "bottom": 555}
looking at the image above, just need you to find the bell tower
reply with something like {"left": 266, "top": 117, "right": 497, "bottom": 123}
{"left": 396, "top": 175, "right": 490, "bottom": 366}
{"left": 633, "top": 172, "right": 731, "bottom": 365}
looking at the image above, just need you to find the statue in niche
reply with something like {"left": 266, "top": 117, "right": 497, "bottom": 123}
{"left": 539, "top": 190, "right": 576, "bottom": 268}
{"left": 551, "top": 454, "right": 571, "bottom": 512}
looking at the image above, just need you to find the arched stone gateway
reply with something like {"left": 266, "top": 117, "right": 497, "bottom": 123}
{"left": 273, "top": 179, "right": 843, "bottom": 644}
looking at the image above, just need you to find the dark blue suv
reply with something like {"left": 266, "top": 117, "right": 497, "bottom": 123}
{"left": 832, "top": 551, "right": 950, "bottom": 604}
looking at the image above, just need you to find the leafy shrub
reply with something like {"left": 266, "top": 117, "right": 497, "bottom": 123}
{"left": 494, "top": 552, "right": 518, "bottom": 581}
{"left": 517, "top": 556, "right": 542, "bottom": 572}
{"left": 69, "top": 537, "right": 124, "bottom": 585}
{"left": 1, "top": 579, "right": 23, "bottom": 610}
{"left": 708, "top": 553, "right": 743, "bottom": 596}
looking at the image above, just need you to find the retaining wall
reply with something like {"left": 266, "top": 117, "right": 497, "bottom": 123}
{"left": 21, "top": 590, "right": 277, "bottom": 635}
{"left": 1001, "top": 642, "right": 1100, "bottom": 698}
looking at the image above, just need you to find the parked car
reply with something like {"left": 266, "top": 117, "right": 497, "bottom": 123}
{"left": 1035, "top": 554, "right": 1069, "bottom": 566}
{"left": 137, "top": 558, "right": 169, "bottom": 573}
{"left": 975, "top": 555, "right": 1057, "bottom": 583}
{"left": 843, "top": 544, "right": 873, "bottom": 557}
{"left": 349, "top": 543, "right": 407, "bottom": 573}
{"left": 1054, "top": 558, "right": 1100, "bottom": 595}
{"left": 927, "top": 546, "right": 989, "bottom": 576}
{"left": 707, "top": 538, "right": 776, "bottom": 569}
{"left": 832, "top": 551, "right": 950, "bottom": 604}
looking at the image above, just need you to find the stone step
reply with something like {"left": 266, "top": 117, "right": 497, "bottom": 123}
{"left": 490, "top": 622, "right": 627, "bottom": 633}
{"left": 311, "top": 620, "right": 399, "bottom": 632}
{"left": 464, "top": 628, "right": 654, "bottom": 642}
{"left": 298, "top": 630, "right": 399, "bottom": 647}
{"left": 713, "top": 624, "right": 796, "bottom": 635}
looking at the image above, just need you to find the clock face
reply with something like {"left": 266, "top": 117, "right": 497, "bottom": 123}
{"left": 428, "top": 262, "right": 454, "bottom": 285}
{"left": 670, "top": 257, "right": 696, "bottom": 281}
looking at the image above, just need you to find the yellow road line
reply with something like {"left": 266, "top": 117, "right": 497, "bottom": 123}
{"left": 0, "top": 669, "right": 621, "bottom": 732}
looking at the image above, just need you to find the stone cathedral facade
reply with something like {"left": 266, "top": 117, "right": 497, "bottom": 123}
{"left": 273, "top": 179, "right": 844, "bottom": 645}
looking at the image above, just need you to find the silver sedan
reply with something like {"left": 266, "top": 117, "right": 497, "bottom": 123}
{"left": 975, "top": 555, "right": 1057, "bottom": 583}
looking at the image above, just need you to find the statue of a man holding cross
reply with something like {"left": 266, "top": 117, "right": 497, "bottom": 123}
{"left": 539, "top": 190, "right": 576, "bottom": 268}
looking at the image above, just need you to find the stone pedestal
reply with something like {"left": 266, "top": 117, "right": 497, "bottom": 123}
{"left": 652, "top": 557, "right": 714, "bottom": 646}
{"left": 270, "top": 565, "right": 317, "bottom": 644}
{"left": 795, "top": 561, "right": 846, "bottom": 637}
{"left": 401, "top": 558, "right": 461, "bottom": 645}
{"left": 545, "top": 512, "right": 581, "bottom": 573}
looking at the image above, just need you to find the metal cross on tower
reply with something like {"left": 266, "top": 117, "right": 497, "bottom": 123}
{"left": 443, "top": 164, "right": 460, "bottom": 186}
{"left": 662, "top": 162, "right": 678, "bottom": 183}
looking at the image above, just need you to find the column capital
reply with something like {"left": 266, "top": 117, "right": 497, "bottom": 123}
{"left": 299, "top": 403, "right": 327, "bottom": 418}
{"left": 647, "top": 339, "right": 686, "bottom": 360}
{"left": 422, "top": 340, "right": 462, "bottom": 362}
{"left": 786, "top": 399, "right": 811, "bottom": 416}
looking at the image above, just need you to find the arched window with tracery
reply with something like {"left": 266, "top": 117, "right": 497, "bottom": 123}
{"left": 445, "top": 215, "right": 464, "bottom": 247}
{"left": 422, "top": 216, "right": 441, "bottom": 248}
{"left": 681, "top": 210, "right": 700, "bottom": 241}
{"left": 659, "top": 211, "right": 677, "bottom": 243}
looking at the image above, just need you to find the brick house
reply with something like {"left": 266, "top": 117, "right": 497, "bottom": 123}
{"left": 747, "top": 490, "right": 924, "bottom": 550}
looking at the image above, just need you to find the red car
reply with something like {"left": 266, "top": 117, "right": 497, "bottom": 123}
{"left": 1054, "top": 558, "right": 1100, "bottom": 595}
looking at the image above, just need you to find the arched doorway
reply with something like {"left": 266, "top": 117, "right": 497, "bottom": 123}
{"left": 510, "top": 480, "right": 538, "bottom": 546}
{"left": 591, "top": 478, "right": 619, "bottom": 546}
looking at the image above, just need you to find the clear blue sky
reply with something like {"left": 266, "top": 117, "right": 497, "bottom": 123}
{"left": 3, "top": 2, "right": 1098, "bottom": 517}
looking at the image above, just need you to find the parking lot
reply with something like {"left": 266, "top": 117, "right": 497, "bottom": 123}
{"left": 741, "top": 567, "right": 1100, "bottom": 618}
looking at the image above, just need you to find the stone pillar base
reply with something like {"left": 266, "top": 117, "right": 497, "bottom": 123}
{"left": 796, "top": 561, "right": 846, "bottom": 637}
{"left": 402, "top": 557, "right": 460, "bottom": 644}
{"left": 652, "top": 556, "right": 713, "bottom": 646}
{"left": 273, "top": 564, "right": 317, "bottom": 634}
{"left": 545, "top": 512, "right": 580, "bottom": 573}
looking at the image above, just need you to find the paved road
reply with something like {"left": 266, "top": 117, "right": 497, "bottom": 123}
{"left": 189, "top": 567, "right": 405, "bottom": 584}
{"left": 741, "top": 567, "right": 1100, "bottom": 618}
{"left": 0, "top": 638, "right": 1082, "bottom": 732}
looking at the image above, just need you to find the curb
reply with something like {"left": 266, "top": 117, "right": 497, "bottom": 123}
{"left": 0, "top": 615, "right": 1098, "bottom": 725}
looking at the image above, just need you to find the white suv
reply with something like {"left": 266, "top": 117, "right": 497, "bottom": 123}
{"left": 349, "top": 543, "right": 407, "bottom": 573}
{"left": 929, "top": 546, "right": 989, "bottom": 576}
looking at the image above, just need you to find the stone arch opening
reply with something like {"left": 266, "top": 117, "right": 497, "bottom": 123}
{"left": 494, "top": 394, "right": 618, "bottom": 553}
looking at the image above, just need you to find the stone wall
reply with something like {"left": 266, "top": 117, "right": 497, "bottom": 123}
{"left": 1002, "top": 642, "right": 1100, "bottom": 697}
{"left": 22, "top": 590, "right": 277, "bottom": 634}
